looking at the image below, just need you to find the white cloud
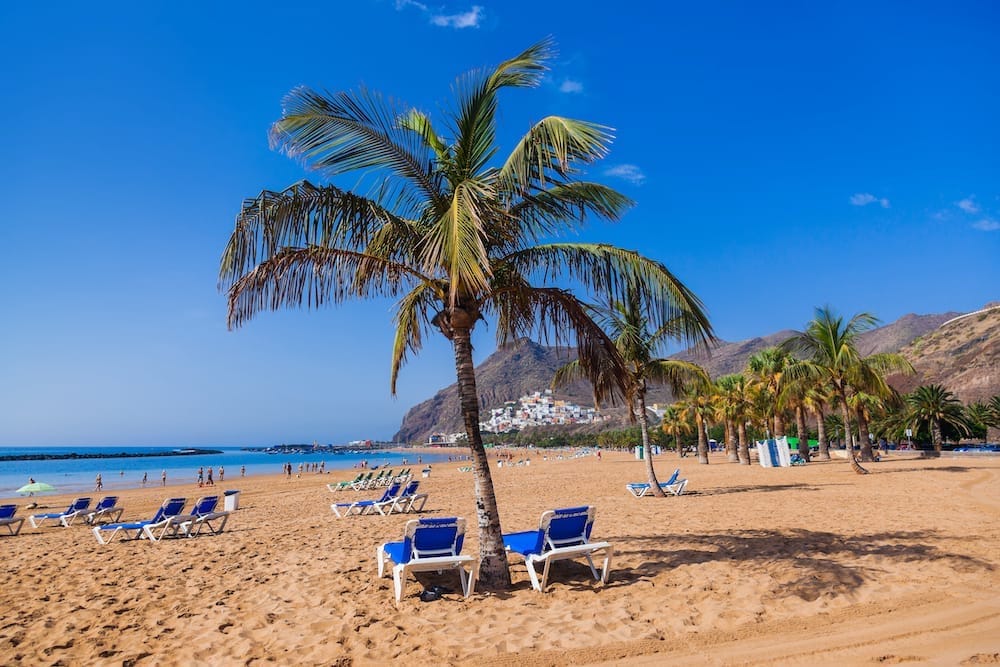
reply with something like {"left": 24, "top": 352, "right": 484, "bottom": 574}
{"left": 957, "top": 196, "right": 981, "bottom": 214}
{"left": 559, "top": 79, "right": 583, "bottom": 94}
{"left": 430, "top": 5, "right": 483, "bottom": 28}
{"left": 395, "top": 0, "right": 428, "bottom": 10}
{"left": 850, "top": 192, "right": 889, "bottom": 208}
{"left": 972, "top": 218, "right": 1000, "bottom": 232}
{"left": 604, "top": 164, "right": 646, "bottom": 185}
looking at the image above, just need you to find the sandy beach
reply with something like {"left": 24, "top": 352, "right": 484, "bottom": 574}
{"left": 2, "top": 450, "right": 998, "bottom": 666}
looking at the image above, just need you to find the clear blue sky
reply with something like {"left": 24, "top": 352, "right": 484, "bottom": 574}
{"left": 1, "top": 2, "right": 997, "bottom": 447}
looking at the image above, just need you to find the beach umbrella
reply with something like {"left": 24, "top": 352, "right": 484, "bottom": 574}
{"left": 16, "top": 481, "right": 56, "bottom": 495}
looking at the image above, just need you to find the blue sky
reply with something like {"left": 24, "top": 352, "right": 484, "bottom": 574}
{"left": 1, "top": 1, "right": 997, "bottom": 446}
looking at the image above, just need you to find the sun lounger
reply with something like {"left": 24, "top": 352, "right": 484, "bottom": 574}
{"left": 151, "top": 496, "right": 230, "bottom": 540}
{"left": 350, "top": 472, "right": 374, "bottom": 491}
{"left": 29, "top": 497, "right": 92, "bottom": 528}
{"left": 83, "top": 496, "right": 124, "bottom": 525}
{"left": 626, "top": 469, "right": 687, "bottom": 497}
{"left": 377, "top": 517, "right": 479, "bottom": 603}
{"left": 0, "top": 505, "right": 25, "bottom": 536}
{"left": 331, "top": 483, "right": 402, "bottom": 518}
{"left": 328, "top": 473, "right": 364, "bottom": 492}
{"left": 92, "top": 498, "right": 187, "bottom": 544}
{"left": 389, "top": 481, "right": 428, "bottom": 514}
{"left": 502, "top": 505, "right": 613, "bottom": 592}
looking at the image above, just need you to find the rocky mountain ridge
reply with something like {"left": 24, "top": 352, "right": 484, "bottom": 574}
{"left": 394, "top": 308, "right": 995, "bottom": 443}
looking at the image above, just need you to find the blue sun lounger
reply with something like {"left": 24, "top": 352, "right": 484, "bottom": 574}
{"left": 92, "top": 498, "right": 187, "bottom": 544}
{"left": 502, "top": 506, "right": 613, "bottom": 592}
{"left": 145, "top": 496, "right": 230, "bottom": 541}
{"left": 29, "top": 497, "right": 93, "bottom": 528}
{"left": 377, "top": 516, "right": 479, "bottom": 603}
{"left": 388, "top": 481, "right": 429, "bottom": 515}
{"left": 626, "top": 469, "right": 687, "bottom": 497}
{"left": 0, "top": 505, "right": 25, "bottom": 536}
{"left": 331, "top": 483, "right": 402, "bottom": 518}
{"left": 83, "top": 496, "right": 124, "bottom": 525}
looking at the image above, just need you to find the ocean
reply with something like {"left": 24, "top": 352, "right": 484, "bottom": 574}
{"left": 0, "top": 446, "right": 459, "bottom": 499}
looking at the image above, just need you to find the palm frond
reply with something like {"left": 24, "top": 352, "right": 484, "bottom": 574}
{"left": 505, "top": 182, "right": 634, "bottom": 245}
{"left": 421, "top": 178, "right": 494, "bottom": 303}
{"left": 498, "top": 117, "right": 616, "bottom": 195}
{"left": 225, "top": 246, "right": 427, "bottom": 329}
{"left": 390, "top": 282, "right": 444, "bottom": 394}
{"left": 269, "top": 86, "right": 443, "bottom": 210}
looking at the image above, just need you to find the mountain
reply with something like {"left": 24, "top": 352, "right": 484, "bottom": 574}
{"left": 889, "top": 306, "right": 1000, "bottom": 403}
{"left": 394, "top": 310, "right": 973, "bottom": 443}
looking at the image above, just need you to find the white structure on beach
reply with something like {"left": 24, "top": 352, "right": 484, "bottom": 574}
{"left": 480, "top": 390, "right": 604, "bottom": 434}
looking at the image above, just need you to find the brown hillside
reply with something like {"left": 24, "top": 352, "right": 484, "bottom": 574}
{"left": 395, "top": 311, "right": 966, "bottom": 443}
{"left": 890, "top": 306, "right": 1000, "bottom": 403}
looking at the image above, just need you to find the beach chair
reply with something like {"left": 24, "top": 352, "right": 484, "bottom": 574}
{"left": 0, "top": 505, "right": 25, "bottom": 536}
{"left": 84, "top": 496, "right": 124, "bottom": 525}
{"left": 166, "top": 496, "right": 230, "bottom": 539}
{"left": 328, "top": 473, "right": 364, "bottom": 492}
{"left": 29, "top": 497, "right": 92, "bottom": 528}
{"left": 92, "top": 498, "right": 187, "bottom": 544}
{"left": 626, "top": 469, "right": 687, "bottom": 497}
{"left": 502, "top": 506, "right": 613, "bottom": 592}
{"left": 389, "top": 481, "right": 428, "bottom": 515}
{"left": 350, "top": 472, "right": 374, "bottom": 491}
{"left": 331, "top": 483, "right": 402, "bottom": 518}
{"left": 376, "top": 517, "right": 479, "bottom": 603}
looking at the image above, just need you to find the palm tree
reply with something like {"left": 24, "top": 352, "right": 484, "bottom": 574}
{"left": 219, "top": 41, "right": 712, "bottom": 590}
{"left": 678, "top": 389, "right": 715, "bottom": 464}
{"left": 905, "top": 385, "right": 971, "bottom": 452}
{"left": 781, "top": 307, "right": 913, "bottom": 473}
{"left": 660, "top": 404, "right": 693, "bottom": 458}
{"left": 747, "top": 347, "right": 792, "bottom": 437}
{"left": 715, "top": 373, "right": 752, "bottom": 464}
{"left": 965, "top": 401, "right": 993, "bottom": 443}
{"left": 554, "top": 288, "right": 712, "bottom": 496}
{"left": 778, "top": 368, "right": 814, "bottom": 463}
{"left": 803, "top": 383, "right": 832, "bottom": 460}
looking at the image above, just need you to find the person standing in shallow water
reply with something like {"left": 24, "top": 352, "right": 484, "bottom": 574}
{"left": 240, "top": 465, "right": 246, "bottom": 477}
{"left": 161, "top": 470, "right": 166, "bottom": 486}
{"left": 218, "top": 466, "right": 224, "bottom": 482}
{"left": 206, "top": 467, "right": 214, "bottom": 486}
{"left": 95, "top": 473, "right": 102, "bottom": 492}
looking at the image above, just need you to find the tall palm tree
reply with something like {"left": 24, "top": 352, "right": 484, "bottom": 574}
{"left": 965, "top": 401, "right": 993, "bottom": 443}
{"left": 715, "top": 373, "right": 752, "bottom": 464}
{"left": 554, "top": 288, "right": 712, "bottom": 496}
{"left": 905, "top": 385, "right": 971, "bottom": 452}
{"left": 781, "top": 307, "right": 913, "bottom": 473}
{"left": 803, "top": 383, "right": 832, "bottom": 460}
{"left": 219, "top": 41, "right": 712, "bottom": 589}
{"left": 778, "top": 368, "right": 814, "bottom": 463}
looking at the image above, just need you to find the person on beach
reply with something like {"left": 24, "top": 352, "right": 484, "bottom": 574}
{"left": 95, "top": 473, "right": 103, "bottom": 492}
{"left": 218, "top": 466, "right": 224, "bottom": 482}
{"left": 161, "top": 470, "right": 166, "bottom": 486}
{"left": 142, "top": 472, "right": 148, "bottom": 486}
{"left": 206, "top": 467, "right": 214, "bottom": 486}
{"left": 240, "top": 464, "right": 246, "bottom": 477}
{"left": 197, "top": 467, "right": 204, "bottom": 487}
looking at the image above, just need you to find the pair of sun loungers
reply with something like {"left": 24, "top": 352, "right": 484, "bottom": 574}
{"left": 625, "top": 468, "right": 688, "bottom": 497}
{"left": 27, "top": 496, "right": 125, "bottom": 528}
{"left": 328, "top": 468, "right": 412, "bottom": 492}
{"left": 376, "top": 505, "right": 613, "bottom": 602}
{"left": 92, "top": 496, "right": 230, "bottom": 544}
{"left": 331, "top": 481, "right": 428, "bottom": 517}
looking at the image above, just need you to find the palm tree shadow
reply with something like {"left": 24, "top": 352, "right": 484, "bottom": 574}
{"left": 694, "top": 483, "right": 831, "bottom": 496}
{"left": 610, "top": 529, "right": 993, "bottom": 601}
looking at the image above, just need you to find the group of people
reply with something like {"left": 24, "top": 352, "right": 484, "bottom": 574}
{"left": 196, "top": 466, "right": 224, "bottom": 487}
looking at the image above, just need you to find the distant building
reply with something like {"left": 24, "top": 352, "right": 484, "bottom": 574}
{"left": 479, "top": 390, "right": 602, "bottom": 433}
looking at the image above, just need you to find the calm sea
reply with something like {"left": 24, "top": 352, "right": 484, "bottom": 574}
{"left": 0, "top": 446, "right": 458, "bottom": 499}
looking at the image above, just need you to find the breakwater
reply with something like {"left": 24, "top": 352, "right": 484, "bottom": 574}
{"left": 0, "top": 448, "right": 223, "bottom": 462}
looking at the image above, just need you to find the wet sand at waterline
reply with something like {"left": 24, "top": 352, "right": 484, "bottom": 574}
{"left": 2, "top": 451, "right": 998, "bottom": 666}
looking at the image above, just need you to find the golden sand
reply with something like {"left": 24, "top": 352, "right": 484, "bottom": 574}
{"left": 2, "top": 451, "right": 998, "bottom": 666}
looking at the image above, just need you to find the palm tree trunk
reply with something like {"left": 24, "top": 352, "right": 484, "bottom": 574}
{"left": 795, "top": 405, "right": 810, "bottom": 463}
{"left": 737, "top": 420, "right": 750, "bottom": 465}
{"left": 839, "top": 390, "right": 868, "bottom": 474}
{"left": 636, "top": 391, "right": 665, "bottom": 497}
{"left": 696, "top": 415, "right": 709, "bottom": 464}
{"left": 773, "top": 413, "right": 785, "bottom": 438}
{"left": 674, "top": 425, "right": 684, "bottom": 459}
{"left": 857, "top": 409, "right": 874, "bottom": 461}
{"left": 726, "top": 419, "right": 739, "bottom": 462}
{"left": 932, "top": 418, "right": 943, "bottom": 452}
{"left": 451, "top": 325, "right": 511, "bottom": 589}
{"left": 814, "top": 406, "right": 830, "bottom": 460}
